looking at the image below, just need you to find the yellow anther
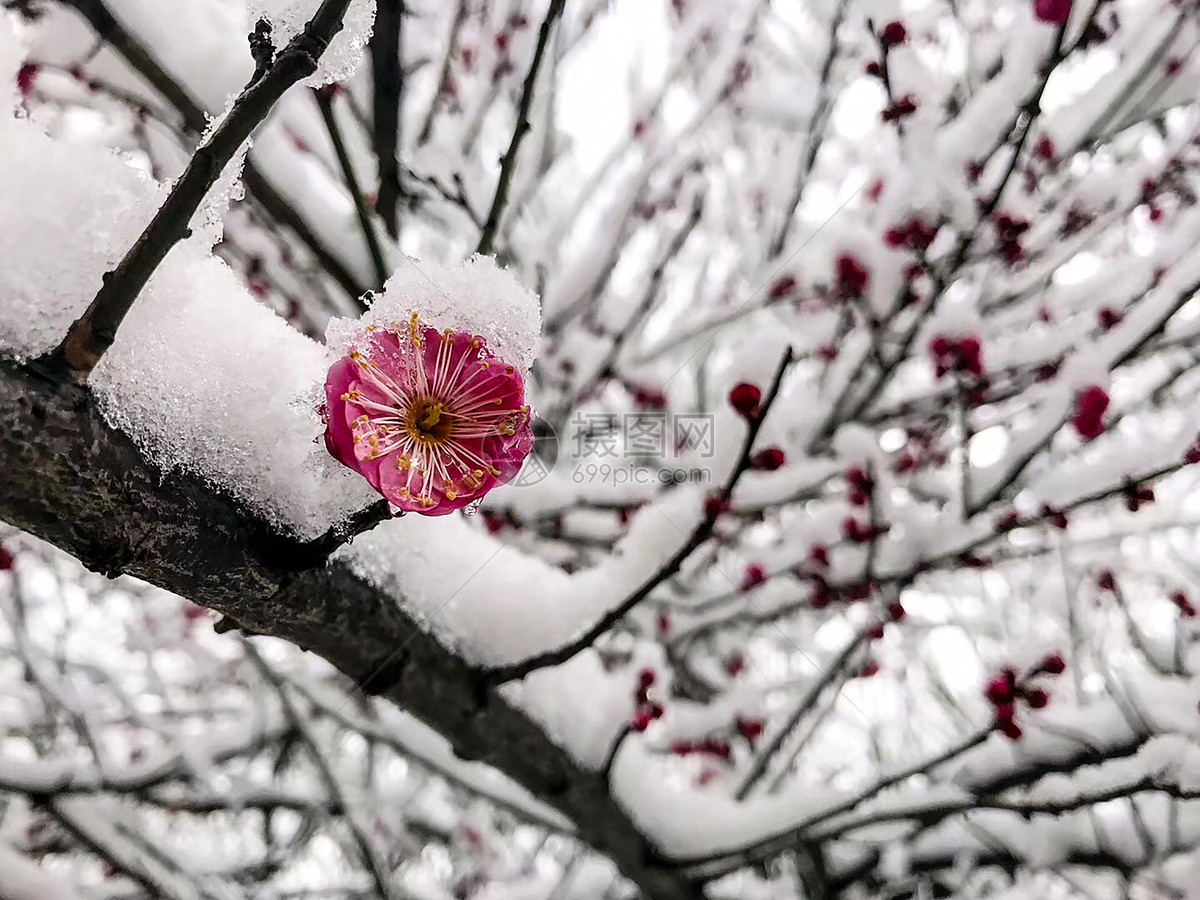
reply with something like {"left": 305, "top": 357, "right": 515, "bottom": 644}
{"left": 505, "top": 365, "right": 515, "bottom": 375}
{"left": 396, "top": 455, "right": 412, "bottom": 470}
{"left": 420, "top": 402, "right": 444, "bottom": 429}
{"left": 410, "top": 312, "right": 422, "bottom": 345}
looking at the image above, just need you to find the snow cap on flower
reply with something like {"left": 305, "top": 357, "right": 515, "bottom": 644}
{"left": 327, "top": 256, "right": 541, "bottom": 378}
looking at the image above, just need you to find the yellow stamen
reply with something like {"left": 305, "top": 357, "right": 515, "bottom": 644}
{"left": 421, "top": 402, "right": 444, "bottom": 429}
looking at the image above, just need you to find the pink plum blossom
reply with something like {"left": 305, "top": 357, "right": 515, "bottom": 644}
{"left": 323, "top": 314, "right": 534, "bottom": 515}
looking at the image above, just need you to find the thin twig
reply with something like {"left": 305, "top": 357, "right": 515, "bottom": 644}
{"left": 369, "top": 0, "right": 404, "bottom": 237}
{"left": 735, "top": 626, "right": 871, "bottom": 800}
{"left": 415, "top": 0, "right": 468, "bottom": 147}
{"left": 475, "top": 0, "right": 567, "bottom": 256}
{"left": 484, "top": 345, "right": 795, "bottom": 684}
{"left": 314, "top": 87, "right": 390, "bottom": 288}
{"left": 245, "top": 644, "right": 403, "bottom": 900}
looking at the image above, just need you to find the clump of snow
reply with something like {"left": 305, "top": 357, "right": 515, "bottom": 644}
{"left": 832, "top": 424, "right": 880, "bottom": 467}
{"left": 246, "top": 0, "right": 376, "bottom": 87}
{"left": 1057, "top": 347, "right": 1109, "bottom": 391}
{"left": 608, "top": 739, "right": 843, "bottom": 859}
{"left": 189, "top": 103, "right": 250, "bottom": 248}
{"left": 90, "top": 245, "right": 379, "bottom": 539}
{"left": 0, "top": 12, "right": 22, "bottom": 109}
{"left": 326, "top": 255, "right": 543, "bottom": 377}
{"left": 0, "top": 841, "right": 80, "bottom": 900}
{"left": 0, "top": 117, "right": 165, "bottom": 360}
{"left": 341, "top": 481, "right": 708, "bottom": 667}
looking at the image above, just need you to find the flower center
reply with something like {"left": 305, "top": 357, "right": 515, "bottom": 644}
{"left": 408, "top": 397, "right": 453, "bottom": 443}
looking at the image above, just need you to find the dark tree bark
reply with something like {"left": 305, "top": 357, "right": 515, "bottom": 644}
{"left": 0, "top": 359, "right": 702, "bottom": 900}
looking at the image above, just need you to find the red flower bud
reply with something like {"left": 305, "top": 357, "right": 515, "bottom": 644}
{"left": 1025, "top": 688, "right": 1050, "bottom": 709}
{"left": 996, "top": 510, "right": 1022, "bottom": 531}
{"left": 16, "top": 63, "right": 38, "bottom": 100}
{"left": 1040, "top": 504, "right": 1069, "bottom": 530}
{"left": 750, "top": 447, "right": 787, "bottom": 471}
{"left": 1097, "top": 307, "right": 1123, "bottom": 330}
{"left": 880, "top": 20, "right": 908, "bottom": 48}
{"left": 1033, "top": 0, "right": 1073, "bottom": 26}
{"left": 835, "top": 254, "right": 871, "bottom": 298}
{"left": 704, "top": 495, "right": 730, "bottom": 521}
{"left": 881, "top": 95, "right": 918, "bottom": 123}
{"left": 985, "top": 677, "right": 1015, "bottom": 705}
{"left": 634, "top": 386, "right": 669, "bottom": 409}
{"left": 999, "top": 719, "right": 1024, "bottom": 741}
{"left": 1040, "top": 653, "right": 1067, "bottom": 675}
{"left": 1071, "top": 386, "right": 1110, "bottom": 441}
{"left": 740, "top": 564, "right": 768, "bottom": 591}
{"left": 736, "top": 717, "right": 765, "bottom": 742}
{"left": 729, "top": 382, "right": 762, "bottom": 419}
{"left": 768, "top": 275, "right": 798, "bottom": 301}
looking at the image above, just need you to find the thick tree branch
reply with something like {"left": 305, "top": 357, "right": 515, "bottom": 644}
{"left": 475, "top": 0, "right": 567, "bottom": 257}
{"left": 0, "top": 359, "right": 703, "bottom": 900}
